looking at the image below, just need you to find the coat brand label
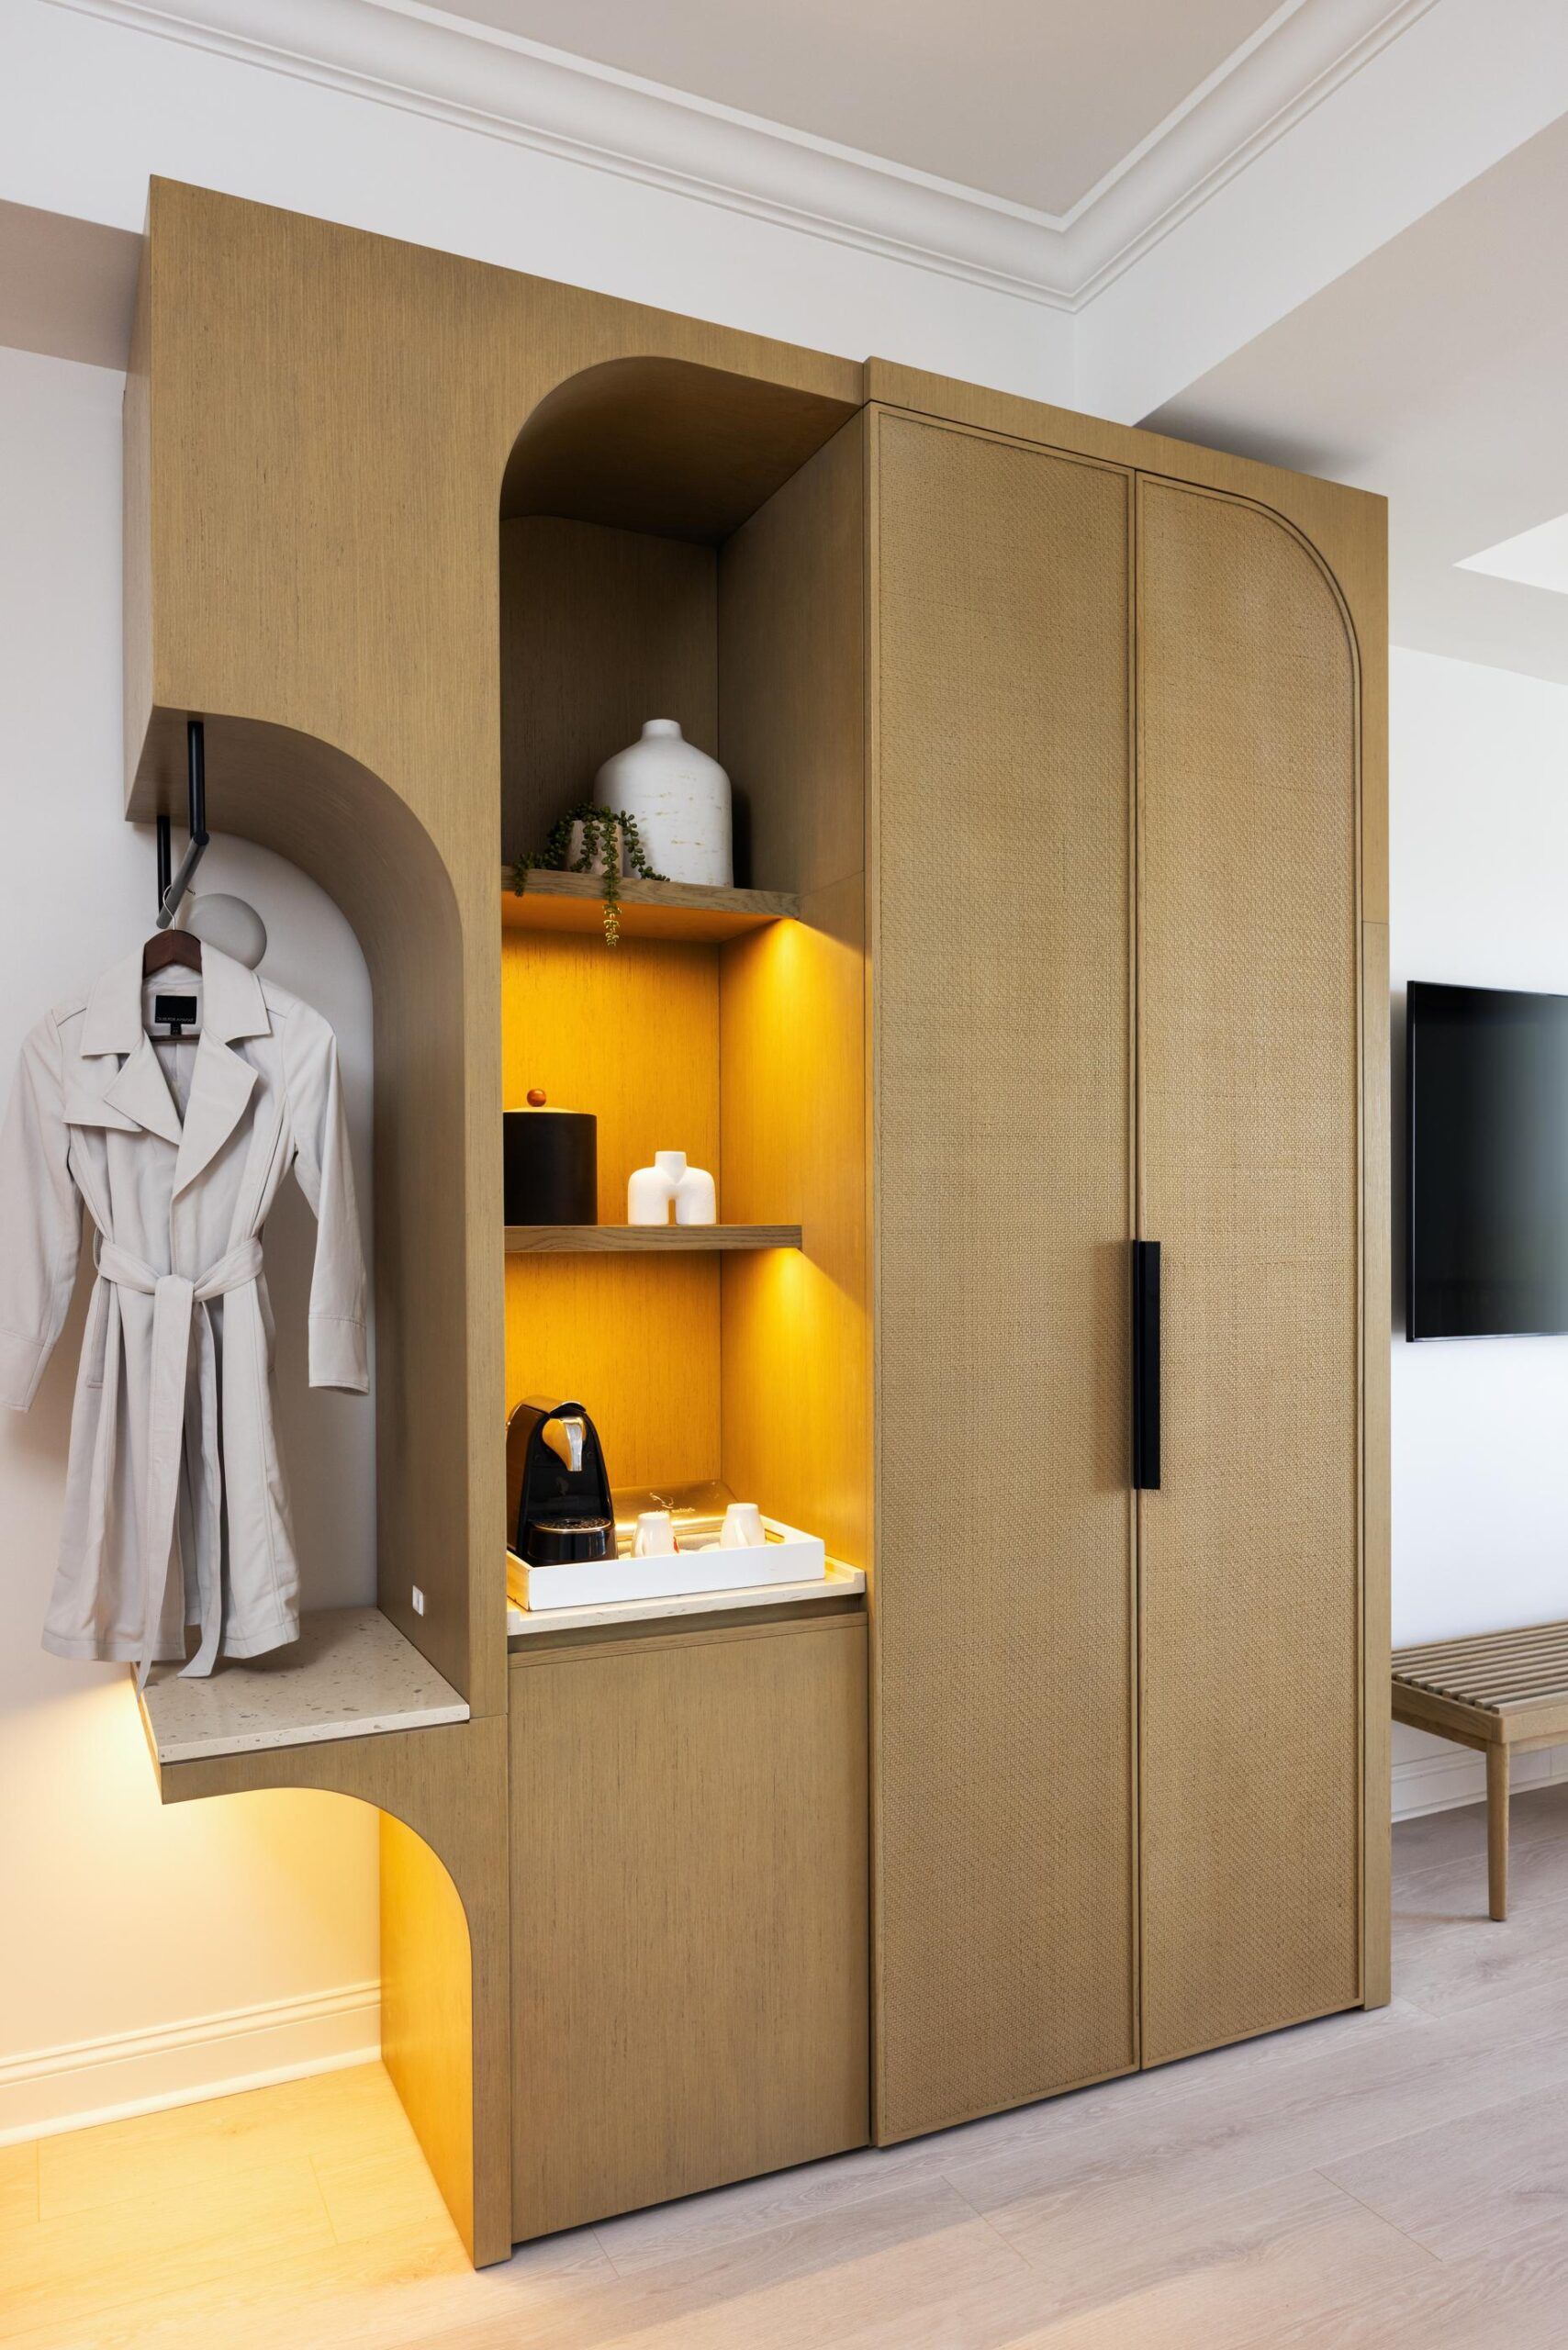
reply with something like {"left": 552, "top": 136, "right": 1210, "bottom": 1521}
{"left": 153, "top": 994, "right": 198, "bottom": 1032}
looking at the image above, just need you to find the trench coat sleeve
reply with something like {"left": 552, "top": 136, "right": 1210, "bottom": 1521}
{"left": 285, "top": 1007, "right": 370, "bottom": 1393}
{"left": 0, "top": 1013, "right": 84, "bottom": 1413}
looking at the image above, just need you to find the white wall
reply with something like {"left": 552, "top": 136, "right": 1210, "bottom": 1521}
{"left": 1391, "top": 645, "right": 1568, "bottom": 1815}
{"left": 0, "top": 343, "right": 380, "bottom": 2141}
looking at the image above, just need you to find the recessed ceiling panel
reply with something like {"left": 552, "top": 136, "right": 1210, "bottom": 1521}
{"left": 1142, "top": 109, "right": 1568, "bottom": 684}
{"left": 435, "top": 0, "right": 1286, "bottom": 216}
{"left": 1459, "top": 513, "right": 1568, "bottom": 597}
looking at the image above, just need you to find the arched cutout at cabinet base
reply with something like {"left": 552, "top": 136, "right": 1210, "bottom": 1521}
{"left": 151, "top": 1718, "right": 510, "bottom": 2268}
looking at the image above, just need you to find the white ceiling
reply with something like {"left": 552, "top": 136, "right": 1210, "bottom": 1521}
{"left": 433, "top": 0, "right": 1285, "bottom": 216}
{"left": 1144, "top": 109, "right": 1568, "bottom": 685}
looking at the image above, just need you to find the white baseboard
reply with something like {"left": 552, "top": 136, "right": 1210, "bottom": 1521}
{"left": 0, "top": 1979, "right": 380, "bottom": 2147}
{"left": 6, "top": 1741, "right": 1563, "bottom": 2143}
{"left": 1393, "top": 1740, "right": 1568, "bottom": 1822}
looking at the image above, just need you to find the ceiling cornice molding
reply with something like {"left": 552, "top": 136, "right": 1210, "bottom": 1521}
{"left": 47, "top": 0, "right": 1438, "bottom": 311}
{"left": 1059, "top": 0, "right": 1439, "bottom": 298}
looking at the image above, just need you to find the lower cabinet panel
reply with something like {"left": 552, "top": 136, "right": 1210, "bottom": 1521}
{"left": 509, "top": 1612, "right": 869, "bottom": 2242}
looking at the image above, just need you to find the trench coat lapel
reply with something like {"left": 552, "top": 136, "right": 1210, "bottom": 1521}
{"left": 172, "top": 948, "right": 271, "bottom": 1197}
{"left": 99, "top": 1036, "right": 184, "bottom": 1147}
{"left": 172, "top": 1032, "right": 257, "bottom": 1196}
{"left": 62, "top": 1079, "right": 141, "bottom": 1136}
{"left": 78, "top": 947, "right": 184, "bottom": 1146}
{"left": 75, "top": 942, "right": 273, "bottom": 1189}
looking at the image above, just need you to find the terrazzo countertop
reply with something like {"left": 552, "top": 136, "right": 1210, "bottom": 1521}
{"left": 138, "top": 1606, "right": 469, "bottom": 1763}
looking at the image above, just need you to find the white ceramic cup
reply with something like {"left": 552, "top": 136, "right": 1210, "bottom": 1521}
{"left": 720, "top": 1502, "right": 765, "bottom": 1549}
{"left": 633, "top": 1509, "right": 677, "bottom": 1557}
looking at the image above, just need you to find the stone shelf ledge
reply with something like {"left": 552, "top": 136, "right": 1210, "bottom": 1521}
{"left": 137, "top": 1606, "right": 469, "bottom": 1765}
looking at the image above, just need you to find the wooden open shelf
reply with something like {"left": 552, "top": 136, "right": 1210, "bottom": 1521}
{"left": 501, "top": 868, "right": 798, "bottom": 942}
{"left": 506, "top": 1224, "right": 801, "bottom": 1253}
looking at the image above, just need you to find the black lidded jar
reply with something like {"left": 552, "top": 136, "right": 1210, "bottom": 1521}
{"left": 504, "top": 1091, "right": 598, "bottom": 1225}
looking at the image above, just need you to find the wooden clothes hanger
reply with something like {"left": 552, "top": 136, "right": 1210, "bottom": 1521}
{"left": 143, "top": 719, "right": 209, "bottom": 979}
{"left": 143, "top": 927, "right": 201, "bottom": 977}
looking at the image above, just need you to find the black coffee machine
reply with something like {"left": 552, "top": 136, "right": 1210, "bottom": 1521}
{"left": 507, "top": 1397, "right": 615, "bottom": 1564}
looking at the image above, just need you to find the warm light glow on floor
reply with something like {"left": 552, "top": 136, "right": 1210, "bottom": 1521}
{"left": 0, "top": 1681, "right": 377, "bottom": 2148}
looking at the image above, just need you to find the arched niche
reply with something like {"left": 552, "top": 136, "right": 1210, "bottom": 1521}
{"left": 500, "top": 353, "right": 857, "bottom": 544}
{"left": 127, "top": 709, "right": 484, "bottom": 1708}
{"left": 171, "top": 1779, "right": 477, "bottom": 2250}
{"left": 156, "top": 1711, "right": 510, "bottom": 2268}
{"left": 498, "top": 353, "right": 860, "bottom": 870}
{"left": 494, "top": 351, "right": 872, "bottom": 1577}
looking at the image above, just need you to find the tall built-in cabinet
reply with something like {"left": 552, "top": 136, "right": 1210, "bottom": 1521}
{"left": 122, "top": 183, "right": 1387, "bottom": 2266}
{"left": 868, "top": 413, "right": 1377, "bottom": 2134}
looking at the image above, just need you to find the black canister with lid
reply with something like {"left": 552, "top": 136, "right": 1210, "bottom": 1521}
{"left": 503, "top": 1091, "right": 598, "bottom": 1224}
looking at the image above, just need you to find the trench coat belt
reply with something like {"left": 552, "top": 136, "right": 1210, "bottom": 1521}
{"left": 95, "top": 1237, "right": 265, "bottom": 1689}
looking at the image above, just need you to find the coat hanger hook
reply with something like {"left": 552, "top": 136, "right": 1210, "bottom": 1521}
{"left": 155, "top": 718, "right": 211, "bottom": 931}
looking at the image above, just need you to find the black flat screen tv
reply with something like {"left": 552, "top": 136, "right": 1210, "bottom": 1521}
{"left": 1406, "top": 980, "right": 1568, "bottom": 1341}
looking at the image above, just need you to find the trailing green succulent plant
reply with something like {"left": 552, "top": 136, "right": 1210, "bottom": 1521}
{"left": 510, "top": 805, "right": 666, "bottom": 946}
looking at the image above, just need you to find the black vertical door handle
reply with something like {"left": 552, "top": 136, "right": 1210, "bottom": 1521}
{"left": 1133, "top": 1240, "right": 1161, "bottom": 1492}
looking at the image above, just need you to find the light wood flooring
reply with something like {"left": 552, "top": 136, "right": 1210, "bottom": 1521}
{"left": 14, "top": 1787, "right": 1568, "bottom": 2347}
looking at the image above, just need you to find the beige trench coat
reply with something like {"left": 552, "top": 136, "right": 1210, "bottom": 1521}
{"left": 0, "top": 944, "right": 367, "bottom": 1678}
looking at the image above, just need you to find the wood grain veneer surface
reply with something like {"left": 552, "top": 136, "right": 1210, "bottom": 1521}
{"left": 1136, "top": 476, "right": 1362, "bottom": 2067}
{"left": 869, "top": 410, "right": 1138, "bottom": 2141}
{"left": 509, "top": 1616, "right": 869, "bottom": 2238}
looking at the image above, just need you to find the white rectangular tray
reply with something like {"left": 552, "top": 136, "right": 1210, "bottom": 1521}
{"left": 510, "top": 1516, "right": 825, "bottom": 1612}
{"left": 507, "top": 1563, "right": 864, "bottom": 1639}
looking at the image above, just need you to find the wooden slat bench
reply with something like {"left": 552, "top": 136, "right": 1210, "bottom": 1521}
{"left": 1393, "top": 1620, "right": 1568, "bottom": 1920}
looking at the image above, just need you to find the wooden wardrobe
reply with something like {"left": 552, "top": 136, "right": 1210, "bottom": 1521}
{"left": 124, "top": 184, "right": 1386, "bottom": 2253}
{"left": 868, "top": 393, "right": 1384, "bottom": 2141}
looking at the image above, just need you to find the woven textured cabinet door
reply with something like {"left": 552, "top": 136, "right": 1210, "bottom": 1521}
{"left": 510, "top": 1617, "right": 869, "bottom": 2240}
{"left": 1136, "top": 478, "right": 1362, "bottom": 2066}
{"left": 871, "top": 412, "right": 1137, "bottom": 2141}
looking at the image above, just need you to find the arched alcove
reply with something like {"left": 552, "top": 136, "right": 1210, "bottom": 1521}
{"left": 155, "top": 1712, "right": 509, "bottom": 2266}
{"left": 129, "top": 708, "right": 480, "bottom": 1705}
{"left": 500, "top": 353, "right": 856, "bottom": 543}
{"left": 168, "top": 1780, "right": 476, "bottom": 2245}
{"left": 494, "top": 352, "right": 873, "bottom": 1587}
{"left": 498, "top": 353, "right": 857, "bottom": 871}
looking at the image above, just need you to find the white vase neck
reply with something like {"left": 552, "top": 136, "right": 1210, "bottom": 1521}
{"left": 654, "top": 1150, "right": 688, "bottom": 1177}
{"left": 642, "top": 719, "right": 682, "bottom": 740}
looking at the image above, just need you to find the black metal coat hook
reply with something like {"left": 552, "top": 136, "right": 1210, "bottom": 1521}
{"left": 154, "top": 717, "right": 211, "bottom": 930}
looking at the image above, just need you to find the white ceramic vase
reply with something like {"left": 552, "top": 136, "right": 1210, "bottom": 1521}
{"left": 593, "top": 720, "right": 734, "bottom": 888}
{"left": 627, "top": 1149, "right": 717, "bottom": 1226}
